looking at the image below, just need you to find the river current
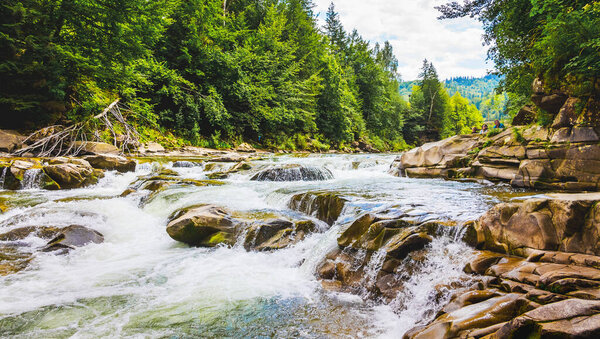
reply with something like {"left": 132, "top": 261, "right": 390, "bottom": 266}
{"left": 0, "top": 154, "right": 534, "bottom": 338}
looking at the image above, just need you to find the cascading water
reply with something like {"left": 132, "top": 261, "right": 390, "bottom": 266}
{"left": 0, "top": 167, "right": 7, "bottom": 189}
{"left": 0, "top": 153, "right": 532, "bottom": 337}
{"left": 20, "top": 168, "right": 43, "bottom": 190}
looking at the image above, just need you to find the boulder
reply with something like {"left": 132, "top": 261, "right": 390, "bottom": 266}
{"left": 251, "top": 164, "right": 333, "bottom": 181}
{"left": 235, "top": 142, "right": 256, "bottom": 153}
{"left": 166, "top": 205, "right": 241, "bottom": 247}
{"left": 0, "top": 226, "right": 61, "bottom": 241}
{"left": 552, "top": 97, "right": 581, "bottom": 129}
{"left": 72, "top": 141, "right": 120, "bottom": 155}
{"left": 243, "top": 219, "right": 317, "bottom": 251}
{"left": 512, "top": 105, "right": 537, "bottom": 126}
{"left": 43, "top": 162, "right": 102, "bottom": 189}
{"left": 172, "top": 161, "right": 202, "bottom": 168}
{"left": 399, "top": 134, "right": 481, "bottom": 170}
{"left": 41, "top": 225, "right": 104, "bottom": 252}
{"left": 538, "top": 94, "right": 568, "bottom": 115}
{"left": 0, "top": 130, "right": 25, "bottom": 152}
{"left": 139, "top": 142, "right": 165, "bottom": 153}
{"left": 83, "top": 154, "right": 136, "bottom": 173}
{"left": 288, "top": 191, "right": 346, "bottom": 225}
{"left": 404, "top": 293, "right": 536, "bottom": 338}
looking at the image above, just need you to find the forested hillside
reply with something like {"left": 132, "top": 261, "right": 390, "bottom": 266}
{"left": 399, "top": 75, "right": 509, "bottom": 122}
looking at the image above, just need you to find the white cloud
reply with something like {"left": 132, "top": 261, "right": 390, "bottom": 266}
{"left": 312, "top": 0, "right": 492, "bottom": 80}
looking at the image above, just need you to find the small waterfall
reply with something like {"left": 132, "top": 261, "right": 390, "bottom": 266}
{"left": 251, "top": 165, "right": 333, "bottom": 181}
{"left": 361, "top": 248, "right": 387, "bottom": 291}
{"left": 388, "top": 235, "right": 476, "bottom": 334}
{"left": 0, "top": 167, "right": 7, "bottom": 189}
{"left": 173, "top": 161, "right": 203, "bottom": 168}
{"left": 21, "top": 168, "right": 43, "bottom": 189}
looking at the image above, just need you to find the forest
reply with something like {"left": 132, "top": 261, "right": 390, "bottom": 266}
{"left": 1, "top": 0, "right": 599, "bottom": 150}
{"left": 1, "top": 0, "right": 490, "bottom": 151}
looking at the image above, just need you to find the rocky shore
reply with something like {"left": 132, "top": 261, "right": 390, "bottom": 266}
{"left": 390, "top": 78, "right": 600, "bottom": 192}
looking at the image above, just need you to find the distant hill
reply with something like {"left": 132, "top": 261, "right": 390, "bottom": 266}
{"left": 399, "top": 75, "right": 509, "bottom": 121}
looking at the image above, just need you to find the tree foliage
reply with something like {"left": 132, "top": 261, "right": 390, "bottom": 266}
{"left": 0, "top": 0, "right": 416, "bottom": 150}
{"left": 437, "top": 0, "right": 600, "bottom": 97}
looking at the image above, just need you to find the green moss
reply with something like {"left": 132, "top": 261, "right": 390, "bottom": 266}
{"left": 206, "top": 232, "right": 231, "bottom": 246}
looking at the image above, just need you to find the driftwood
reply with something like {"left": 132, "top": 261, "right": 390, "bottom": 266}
{"left": 12, "top": 99, "right": 140, "bottom": 157}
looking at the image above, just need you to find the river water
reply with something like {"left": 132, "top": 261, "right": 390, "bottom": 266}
{"left": 0, "top": 154, "right": 533, "bottom": 338}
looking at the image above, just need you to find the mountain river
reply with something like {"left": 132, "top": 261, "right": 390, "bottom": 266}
{"left": 0, "top": 154, "right": 537, "bottom": 338}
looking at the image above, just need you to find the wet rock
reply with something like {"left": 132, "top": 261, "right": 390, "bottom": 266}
{"left": 404, "top": 293, "right": 536, "bottom": 339}
{"left": 288, "top": 191, "right": 346, "bottom": 225}
{"left": 0, "top": 246, "right": 33, "bottom": 276}
{"left": 209, "top": 154, "right": 246, "bottom": 162}
{"left": 41, "top": 225, "right": 104, "bottom": 252}
{"left": 243, "top": 219, "right": 317, "bottom": 251}
{"left": 251, "top": 164, "right": 333, "bottom": 181}
{"left": 166, "top": 205, "right": 242, "bottom": 247}
{"left": 43, "top": 162, "right": 102, "bottom": 189}
{"left": 207, "top": 172, "right": 229, "bottom": 179}
{"left": 72, "top": 141, "right": 120, "bottom": 155}
{"left": 83, "top": 154, "right": 136, "bottom": 173}
{"left": 172, "top": 160, "right": 202, "bottom": 168}
{"left": 0, "top": 226, "right": 61, "bottom": 241}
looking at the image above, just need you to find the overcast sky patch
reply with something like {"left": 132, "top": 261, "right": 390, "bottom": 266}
{"left": 312, "top": 0, "right": 491, "bottom": 80}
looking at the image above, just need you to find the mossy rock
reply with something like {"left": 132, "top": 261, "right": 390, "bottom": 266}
{"left": 288, "top": 191, "right": 347, "bottom": 225}
{"left": 207, "top": 172, "right": 229, "bottom": 179}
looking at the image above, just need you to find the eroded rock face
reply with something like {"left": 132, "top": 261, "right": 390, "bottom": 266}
{"left": 251, "top": 165, "right": 333, "bottom": 181}
{"left": 472, "top": 194, "right": 600, "bottom": 255}
{"left": 288, "top": 191, "right": 346, "bottom": 225}
{"left": 83, "top": 154, "right": 136, "bottom": 173}
{"left": 390, "top": 123, "right": 600, "bottom": 191}
{"left": 166, "top": 205, "right": 242, "bottom": 247}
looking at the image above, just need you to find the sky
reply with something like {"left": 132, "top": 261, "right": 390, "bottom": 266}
{"left": 312, "top": 0, "right": 492, "bottom": 81}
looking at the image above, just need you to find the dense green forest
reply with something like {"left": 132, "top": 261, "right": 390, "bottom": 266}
{"left": 0, "top": 0, "right": 496, "bottom": 150}
{"left": 2, "top": 0, "right": 598, "bottom": 151}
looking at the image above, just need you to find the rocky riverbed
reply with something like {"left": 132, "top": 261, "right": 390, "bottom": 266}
{"left": 1, "top": 145, "right": 600, "bottom": 337}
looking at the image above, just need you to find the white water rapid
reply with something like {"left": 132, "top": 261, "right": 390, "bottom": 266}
{"left": 0, "top": 154, "right": 531, "bottom": 338}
